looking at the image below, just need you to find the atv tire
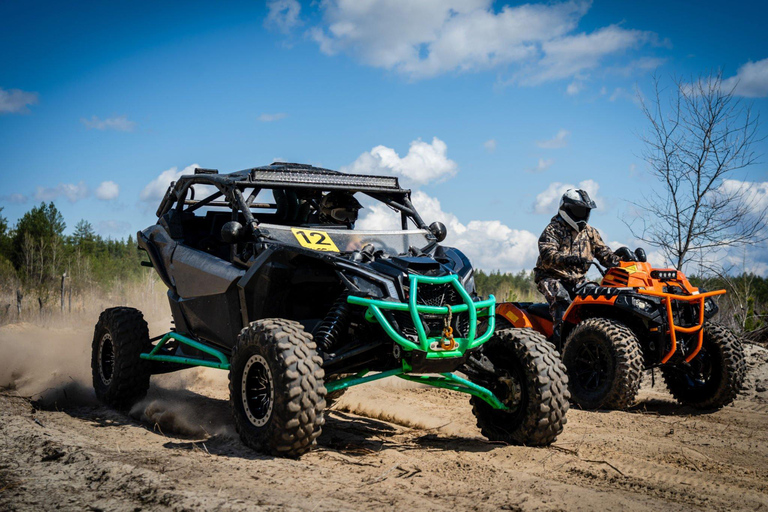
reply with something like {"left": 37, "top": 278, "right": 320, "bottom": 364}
{"left": 469, "top": 328, "right": 569, "bottom": 446}
{"left": 230, "top": 319, "right": 326, "bottom": 458}
{"left": 91, "top": 307, "right": 151, "bottom": 409}
{"left": 562, "top": 317, "right": 643, "bottom": 410}
{"left": 661, "top": 323, "right": 745, "bottom": 409}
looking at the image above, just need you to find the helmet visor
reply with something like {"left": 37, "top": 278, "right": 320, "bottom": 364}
{"left": 568, "top": 205, "right": 591, "bottom": 222}
{"left": 329, "top": 208, "right": 358, "bottom": 223}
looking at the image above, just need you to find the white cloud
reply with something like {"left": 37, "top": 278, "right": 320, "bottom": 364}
{"left": 0, "top": 87, "right": 38, "bottom": 115}
{"left": 265, "top": 0, "right": 302, "bottom": 33}
{"left": 607, "top": 56, "right": 666, "bottom": 77}
{"left": 483, "top": 139, "right": 497, "bottom": 152}
{"left": 566, "top": 80, "right": 583, "bottom": 95}
{"left": 721, "top": 58, "right": 768, "bottom": 98}
{"left": 521, "top": 25, "right": 656, "bottom": 85}
{"left": 81, "top": 115, "right": 136, "bottom": 132}
{"left": 0, "top": 193, "right": 28, "bottom": 204}
{"left": 95, "top": 181, "right": 119, "bottom": 201}
{"left": 716, "top": 179, "right": 768, "bottom": 219}
{"left": 309, "top": 0, "right": 657, "bottom": 83}
{"left": 536, "top": 129, "right": 570, "bottom": 149}
{"left": 34, "top": 182, "right": 89, "bottom": 203}
{"left": 140, "top": 164, "right": 199, "bottom": 202}
{"left": 358, "top": 190, "right": 539, "bottom": 272}
{"left": 533, "top": 179, "right": 600, "bottom": 214}
{"left": 342, "top": 137, "right": 458, "bottom": 186}
{"left": 526, "top": 158, "right": 554, "bottom": 173}
{"left": 258, "top": 112, "right": 288, "bottom": 122}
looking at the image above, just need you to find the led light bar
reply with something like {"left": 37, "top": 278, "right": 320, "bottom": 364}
{"left": 651, "top": 270, "right": 678, "bottom": 281}
{"left": 247, "top": 168, "right": 401, "bottom": 191}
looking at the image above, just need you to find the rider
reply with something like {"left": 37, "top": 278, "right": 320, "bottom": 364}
{"left": 318, "top": 191, "right": 363, "bottom": 229}
{"left": 533, "top": 189, "right": 626, "bottom": 341}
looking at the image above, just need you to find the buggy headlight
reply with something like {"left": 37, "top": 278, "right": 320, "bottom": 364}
{"left": 461, "top": 269, "right": 476, "bottom": 294}
{"left": 352, "top": 276, "right": 385, "bottom": 298}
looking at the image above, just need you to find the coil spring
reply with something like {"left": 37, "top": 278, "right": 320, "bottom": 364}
{"left": 314, "top": 293, "right": 351, "bottom": 353}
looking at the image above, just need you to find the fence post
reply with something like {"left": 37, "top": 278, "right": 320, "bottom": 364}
{"left": 61, "top": 272, "right": 68, "bottom": 312}
{"left": 16, "top": 289, "right": 22, "bottom": 317}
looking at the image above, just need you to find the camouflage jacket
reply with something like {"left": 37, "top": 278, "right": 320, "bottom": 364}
{"left": 534, "top": 215, "right": 619, "bottom": 283}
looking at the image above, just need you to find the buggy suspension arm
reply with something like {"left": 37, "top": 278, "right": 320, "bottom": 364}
{"left": 636, "top": 289, "right": 726, "bottom": 363}
{"left": 140, "top": 332, "right": 231, "bottom": 370}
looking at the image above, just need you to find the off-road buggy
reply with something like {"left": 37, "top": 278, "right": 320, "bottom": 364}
{"left": 497, "top": 251, "right": 745, "bottom": 410}
{"left": 91, "top": 163, "right": 569, "bottom": 457}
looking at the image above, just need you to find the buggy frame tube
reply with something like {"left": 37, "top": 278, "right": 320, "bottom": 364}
{"left": 347, "top": 274, "right": 495, "bottom": 359}
{"left": 324, "top": 368, "right": 508, "bottom": 410}
{"left": 140, "top": 332, "right": 231, "bottom": 370}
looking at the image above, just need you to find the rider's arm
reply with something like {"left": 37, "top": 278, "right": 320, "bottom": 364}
{"left": 589, "top": 228, "right": 620, "bottom": 268}
{"left": 538, "top": 223, "right": 567, "bottom": 266}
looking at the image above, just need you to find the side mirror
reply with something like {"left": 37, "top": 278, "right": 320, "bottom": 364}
{"left": 635, "top": 247, "right": 647, "bottom": 263}
{"left": 429, "top": 221, "right": 447, "bottom": 243}
{"left": 221, "top": 221, "right": 244, "bottom": 244}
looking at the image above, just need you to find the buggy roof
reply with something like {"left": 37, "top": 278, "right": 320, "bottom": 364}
{"left": 183, "top": 162, "right": 407, "bottom": 194}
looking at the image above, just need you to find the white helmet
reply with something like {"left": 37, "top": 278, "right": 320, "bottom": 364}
{"left": 559, "top": 189, "right": 596, "bottom": 231}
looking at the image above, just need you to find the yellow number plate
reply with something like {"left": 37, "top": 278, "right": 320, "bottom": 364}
{"left": 291, "top": 228, "right": 339, "bottom": 252}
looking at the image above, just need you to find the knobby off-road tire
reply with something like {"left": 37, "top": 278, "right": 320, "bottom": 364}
{"left": 91, "top": 307, "right": 151, "bottom": 409}
{"left": 470, "top": 328, "right": 569, "bottom": 446}
{"left": 229, "top": 319, "right": 326, "bottom": 458}
{"left": 661, "top": 323, "right": 746, "bottom": 409}
{"left": 562, "top": 317, "right": 643, "bottom": 410}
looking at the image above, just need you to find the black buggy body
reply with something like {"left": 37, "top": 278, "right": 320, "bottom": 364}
{"left": 91, "top": 162, "right": 569, "bottom": 457}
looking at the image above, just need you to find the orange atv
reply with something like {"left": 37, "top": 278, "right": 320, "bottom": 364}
{"left": 497, "top": 252, "right": 746, "bottom": 410}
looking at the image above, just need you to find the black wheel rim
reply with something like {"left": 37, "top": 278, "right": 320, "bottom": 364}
{"left": 98, "top": 333, "right": 115, "bottom": 385}
{"left": 570, "top": 340, "right": 611, "bottom": 393}
{"left": 682, "top": 347, "right": 713, "bottom": 388}
{"left": 241, "top": 355, "right": 274, "bottom": 427}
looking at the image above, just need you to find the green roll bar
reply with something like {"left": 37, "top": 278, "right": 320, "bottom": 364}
{"left": 347, "top": 273, "right": 495, "bottom": 359}
{"left": 140, "top": 331, "right": 230, "bottom": 370}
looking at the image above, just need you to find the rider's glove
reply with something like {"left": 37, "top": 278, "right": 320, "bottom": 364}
{"left": 614, "top": 246, "right": 635, "bottom": 262}
{"left": 562, "top": 255, "right": 591, "bottom": 269}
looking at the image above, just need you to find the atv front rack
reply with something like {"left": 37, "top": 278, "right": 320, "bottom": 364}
{"left": 637, "top": 289, "right": 726, "bottom": 363}
{"left": 347, "top": 274, "right": 496, "bottom": 359}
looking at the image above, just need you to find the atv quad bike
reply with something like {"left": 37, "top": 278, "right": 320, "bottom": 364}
{"left": 91, "top": 163, "right": 569, "bottom": 457}
{"left": 497, "top": 251, "right": 745, "bottom": 411}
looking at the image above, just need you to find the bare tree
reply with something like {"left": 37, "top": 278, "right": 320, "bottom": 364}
{"left": 628, "top": 72, "right": 766, "bottom": 271}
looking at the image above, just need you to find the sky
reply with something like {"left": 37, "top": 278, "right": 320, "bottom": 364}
{"left": 1, "top": 0, "right": 767, "bottom": 274}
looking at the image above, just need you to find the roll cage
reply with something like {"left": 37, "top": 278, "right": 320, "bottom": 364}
{"left": 155, "top": 162, "right": 431, "bottom": 235}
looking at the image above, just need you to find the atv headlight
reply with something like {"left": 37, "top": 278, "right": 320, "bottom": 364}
{"left": 630, "top": 297, "right": 653, "bottom": 312}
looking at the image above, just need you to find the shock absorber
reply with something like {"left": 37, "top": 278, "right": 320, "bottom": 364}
{"left": 314, "top": 292, "right": 351, "bottom": 353}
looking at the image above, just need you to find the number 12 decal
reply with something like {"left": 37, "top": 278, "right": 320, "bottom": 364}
{"left": 291, "top": 228, "right": 340, "bottom": 252}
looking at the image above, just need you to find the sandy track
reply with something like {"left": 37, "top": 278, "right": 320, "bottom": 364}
{"left": 1, "top": 323, "right": 768, "bottom": 511}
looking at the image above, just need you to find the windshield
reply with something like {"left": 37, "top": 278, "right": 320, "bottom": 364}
{"left": 259, "top": 224, "right": 431, "bottom": 256}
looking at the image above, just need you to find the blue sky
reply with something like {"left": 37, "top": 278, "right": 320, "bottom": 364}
{"left": 1, "top": 0, "right": 767, "bottom": 273}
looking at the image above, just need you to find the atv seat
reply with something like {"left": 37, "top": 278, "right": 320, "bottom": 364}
{"left": 526, "top": 303, "right": 552, "bottom": 322}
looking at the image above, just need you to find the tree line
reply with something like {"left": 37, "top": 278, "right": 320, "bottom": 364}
{"left": 0, "top": 202, "right": 149, "bottom": 319}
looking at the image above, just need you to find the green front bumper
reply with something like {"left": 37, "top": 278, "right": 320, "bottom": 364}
{"left": 346, "top": 273, "right": 496, "bottom": 359}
